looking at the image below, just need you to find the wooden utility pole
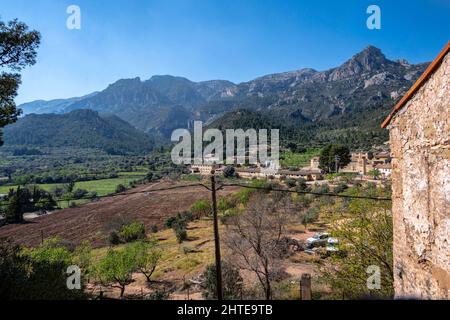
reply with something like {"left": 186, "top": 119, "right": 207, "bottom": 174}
{"left": 210, "top": 169, "right": 223, "bottom": 300}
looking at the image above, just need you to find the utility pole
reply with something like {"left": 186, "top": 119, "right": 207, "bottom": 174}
{"left": 210, "top": 169, "right": 223, "bottom": 300}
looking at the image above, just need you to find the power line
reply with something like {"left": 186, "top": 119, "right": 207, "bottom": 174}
{"left": 0, "top": 180, "right": 391, "bottom": 207}
{"left": 219, "top": 183, "right": 392, "bottom": 201}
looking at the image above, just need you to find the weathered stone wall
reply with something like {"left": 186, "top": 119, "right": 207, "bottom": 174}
{"left": 389, "top": 53, "right": 449, "bottom": 299}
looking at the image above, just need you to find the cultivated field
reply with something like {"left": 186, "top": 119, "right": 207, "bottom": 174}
{"left": 0, "top": 181, "right": 239, "bottom": 248}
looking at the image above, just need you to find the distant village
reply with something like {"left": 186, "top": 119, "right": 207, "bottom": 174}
{"left": 190, "top": 150, "right": 392, "bottom": 182}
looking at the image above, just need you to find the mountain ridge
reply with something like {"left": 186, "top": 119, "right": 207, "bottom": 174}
{"left": 17, "top": 45, "right": 429, "bottom": 148}
{"left": 4, "top": 109, "right": 154, "bottom": 154}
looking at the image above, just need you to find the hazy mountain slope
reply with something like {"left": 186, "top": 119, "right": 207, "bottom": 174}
{"left": 3, "top": 109, "right": 154, "bottom": 154}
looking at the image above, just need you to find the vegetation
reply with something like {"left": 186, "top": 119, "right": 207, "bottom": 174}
{"left": 319, "top": 185, "right": 393, "bottom": 299}
{"left": 202, "top": 261, "right": 243, "bottom": 300}
{"left": 319, "top": 144, "right": 351, "bottom": 173}
{"left": 129, "top": 241, "right": 162, "bottom": 282}
{"left": 190, "top": 199, "right": 211, "bottom": 218}
{"left": 225, "top": 192, "right": 296, "bottom": 300}
{"left": 3, "top": 110, "right": 154, "bottom": 154}
{"left": 0, "top": 18, "right": 41, "bottom": 145}
{"left": 2, "top": 186, "right": 57, "bottom": 223}
{"left": 280, "top": 149, "right": 320, "bottom": 168}
{"left": 0, "top": 238, "right": 87, "bottom": 300}
{"left": 94, "top": 245, "right": 138, "bottom": 298}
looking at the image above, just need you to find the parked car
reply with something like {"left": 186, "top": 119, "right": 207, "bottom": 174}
{"left": 306, "top": 232, "right": 330, "bottom": 248}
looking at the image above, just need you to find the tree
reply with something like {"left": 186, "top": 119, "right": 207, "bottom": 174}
{"left": 0, "top": 19, "right": 40, "bottom": 145}
{"left": 319, "top": 186, "right": 393, "bottom": 299}
{"left": 368, "top": 168, "right": 381, "bottom": 180}
{"left": 129, "top": 241, "right": 162, "bottom": 282}
{"left": 226, "top": 192, "right": 294, "bottom": 299}
{"left": 5, "top": 186, "right": 57, "bottom": 223}
{"left": 301, "top": 207, "right": 319, "bottom": 230}
{"left": 94, "top": 246, "right": 138, "bottom": 298}
{"left": 319, "top": 144, "right": 351, "bottom": 173}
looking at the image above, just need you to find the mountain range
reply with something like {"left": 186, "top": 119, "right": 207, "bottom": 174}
{"left": 13, "top": 45, "right": 428, "bottom": 150}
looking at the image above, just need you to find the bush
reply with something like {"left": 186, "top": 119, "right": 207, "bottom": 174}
{"left": 165, "top": 216, "right": 177, "bottom": 229}
{"left": 285, "top": 179, "right": 297, "bottom": 188}
{"left": 119, "top": 222, "right": 146, "bottom": 243}
{"left": 202, "top": 261, "right": 243, "bottom": 300}
{"left": 72, "top": 189, "right": 88, "bottom": 200}
{"left": 108, "top": 230, "right": 121, "bottom": 245}
{"left": 150, "top": 225, "right": 158, "bottom": 233}
{"left": 115, "top": 184, "right": 126, "bottom": 193}
{"left": 297, "top": 178, "right": 308, "bottom": 191}
{"left": 334, "top": 182, "right": 348, "bottom": 194}
{"left": 149, "top": 290, "right": 169, "bottom": 300}
{"left": 174, "top": 225, "right": 187, "bottom": 243}
{"left": 223, "top": 166, "right": 236, "bottom": 178}
{"left": 190, "top": 200, "right": 211, "bottom": 218}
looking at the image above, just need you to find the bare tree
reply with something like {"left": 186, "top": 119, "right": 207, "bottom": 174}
{"left": 225, "top": 191, "right": 295, "bottom": 299}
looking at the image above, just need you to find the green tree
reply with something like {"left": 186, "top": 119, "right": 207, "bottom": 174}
{"left": 319, "top": 186, "right": 393, "bottom": 299}
{"left": 0, "top": 19, "right": 41, "bottom": 145}
{"left": 368, "top": 168, "right": 381, "bottom": 180}
{"left": 319, "top": 144, "right": 351, "bottom": 173}
{"left": 129, "top": 241, "right": 162, "bottom": 282}
{"left": 94, "top": 246, "right": 138, "bottom": 298}
{"left": 23, "top": 237, "right": 86, "bottom": 300}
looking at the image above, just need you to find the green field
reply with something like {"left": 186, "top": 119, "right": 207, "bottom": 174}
{"left": 280, "top": 149, "right": 321, "bottom": 168}
{"left": 0, "top": 176, "right": 143, "bottom": 196}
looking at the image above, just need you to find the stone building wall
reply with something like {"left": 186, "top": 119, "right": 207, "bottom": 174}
{"left": 389, "top": 53, "right": 449, "bottom": 299}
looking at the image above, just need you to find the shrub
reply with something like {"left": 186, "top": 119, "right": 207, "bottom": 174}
{"left": 119, "top": 222, "right": 146, "bottom": 243}
{"left": 108, "top": 230, "right": 121, "bottom": 245}
{"left": 72, "top": 189, "right": 88, "bottom": 200}
{"left": 285, "top": 179, "right": 297, "bottom": 188}
{"left": 115, "top": 184, "right": 126, "bottom": 193}
{"left": 334, "top": 182, "right": 348, "bottom": 194}
{"left": 297, "top": 178, "right": 308, "bottom": 191}
{"left": 202, "top": 261, "right": 243, "bottom": 300}
{"left": 165, "top": 216, "right": 177, "bottom": 229}
{"left": 190, "top": 199, "right": 211, "bottom": 218}
{"left": 149, "top": 290, "right": 169, "bottom": 300}
{"left": 150, "top": 225, "right": 158, "bottom": 233}
{"left": 223, "top": 166, "right": 236, "bottom": 178}
{"left": 174, "top": 226, "right": 187, "bottom": 243}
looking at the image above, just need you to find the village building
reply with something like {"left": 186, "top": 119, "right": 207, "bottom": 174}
{"left": 381, "top": 41, "right": 450, "bottom": 299}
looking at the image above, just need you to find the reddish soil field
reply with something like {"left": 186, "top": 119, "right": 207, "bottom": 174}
{"left": 0, "top": 181, "right": 239, "bottom": 248}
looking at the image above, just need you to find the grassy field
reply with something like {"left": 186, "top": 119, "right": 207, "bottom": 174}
{"left": 0, "top": 175, "right": 144, "bottom": 196}
{"left": 280, "top": 149, "right": 321, "bottom": 168}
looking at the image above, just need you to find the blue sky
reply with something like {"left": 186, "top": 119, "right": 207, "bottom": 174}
{"left": 1, "top": 0, "right": 449, "bottom": 104}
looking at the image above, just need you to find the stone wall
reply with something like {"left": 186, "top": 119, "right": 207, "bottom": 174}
{"left": 389, "top": 53, "right": 449, "bottom": 299}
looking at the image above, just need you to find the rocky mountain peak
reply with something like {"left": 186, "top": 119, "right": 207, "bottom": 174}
{"left": 329, "top": 45, "right": 392, "bottom": 81}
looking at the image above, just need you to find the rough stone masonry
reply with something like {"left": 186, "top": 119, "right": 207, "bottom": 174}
{"left": 387, "top": 48, "right": 449, "bottom": 299}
